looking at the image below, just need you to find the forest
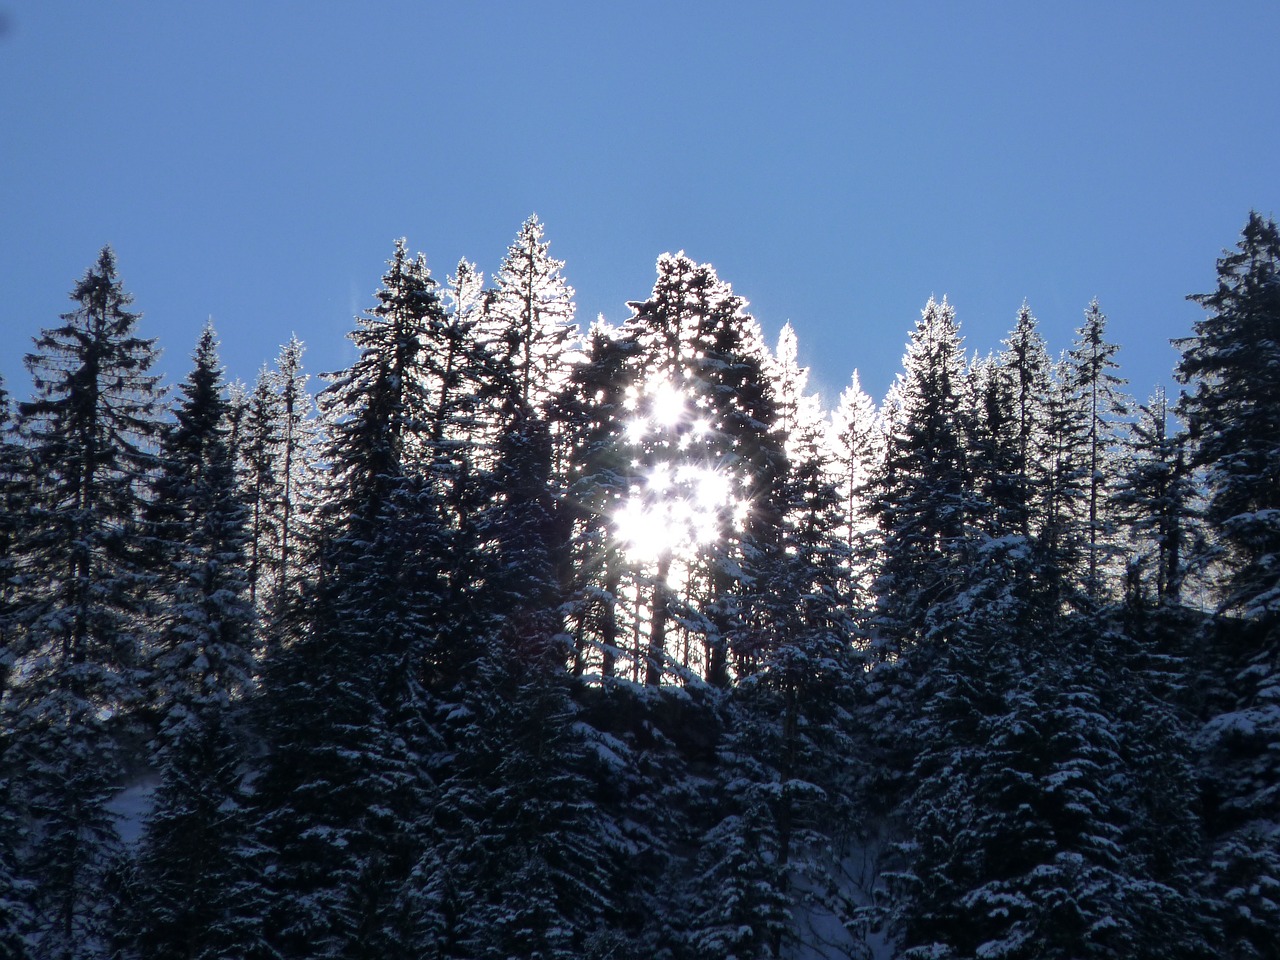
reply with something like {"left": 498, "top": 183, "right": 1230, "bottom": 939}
{"left": 0, "top": 211, "right": 1278, "bottom": 960}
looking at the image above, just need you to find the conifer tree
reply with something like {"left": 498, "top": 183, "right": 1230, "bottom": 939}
{"left": 1066, "top": 300, "right": 1129, "bottom": 599}
{"left": 892, "top": 539, "right": 1211, "bottom": 960}
{"left": 872, "top": 296, "right": 970, "bottom": 650}
{"left": 237, "top": 367, "right": 284, "bottom": 610}
{"left": 0, "top": 377, "right": 34, "bottom": 960}
{"left": 999, "top": 303, "right": 1054, "bottom": 539}
{"left": 827, "top": 370, "right": 882, "bottom": 611}
{"left": 254, "top": 240, "right": 448, "bottom": 958}
{"left": 127, "top": 325, "right": 263, "bottom": 959}
{"left": 6, "top": 247, "right": 163, "bottom": 959}
{"left": 485, "top": 215, "right": 578, "bottom": 416}
{"left": 1114, "top": 388, "right": 1193, "bottom": 605}
{"left": 270, "top": 336, "right": 312, "bottom": 619}
{"left": 618, "top": 253, "right": 784, "bottom": 685}
{"left": 559, "top": 324, "right": 639, "bottom": 678}
{"left": 1034, "top": 356, "right": 1091, "bottom": 610}
{"left": 1176, "top": 212, "right": 1280, "bottom": 958}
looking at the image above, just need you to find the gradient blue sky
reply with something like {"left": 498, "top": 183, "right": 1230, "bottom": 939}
{"left": 2, "top": 2, "right": 1277, "bottom": 409}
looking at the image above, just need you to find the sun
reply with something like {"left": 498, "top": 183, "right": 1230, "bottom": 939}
{"left": 612, "top": 374, "right": 744, "bottom": 566}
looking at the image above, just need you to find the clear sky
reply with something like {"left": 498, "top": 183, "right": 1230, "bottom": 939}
{"left": 2, "top": 2, "right": 1277, "bottom": 410}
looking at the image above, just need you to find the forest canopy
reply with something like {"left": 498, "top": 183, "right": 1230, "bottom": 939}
{"left": 1, "top": 213, "right": 1278, "bottom": 959}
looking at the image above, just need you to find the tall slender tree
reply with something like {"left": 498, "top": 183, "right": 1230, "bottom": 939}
{"left": 127, "top": 325, "right": 262, "bottom": 959}
{"left": 0, "top": 377, "right": 34, "bottom": 960}
{"left": 1066, "top": 300, "right": 1129, "bottom": 599}
{"left": 485, "top": 215, "right": 578, "bottom": 416}
{"left": 255, "top": 240, "right": 448, "bottom": 958}
{"left": 7, "top": 247, "right": 163, "bottom": 959}
{"left": 872, "top": 296, "right": 970, "bottom": 650}
{"left": 1176, "top": 212, "right": 1280, "bottom": 959}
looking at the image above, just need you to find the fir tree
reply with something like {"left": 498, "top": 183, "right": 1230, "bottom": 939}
{"left": 269, "top": 336, "right": 312, "bottom": 620}
{"left": 1114, "top": 388, "right": 1194, "bottom": 605}
{"left": 0, "top": 377, "right": 34, "bottom": 959}
{"left": 559, "top": 323, "right": 640, "bottom": 679}
{"left": 872, "top": 296, "right": 970, "bottom": 650}
{"left": 254, "top": 240, "right": 448, "bottom": 958}
{"left": 485, "top": 214, "right": 579, "bottom": 416}
{"left": 998, "top": 303, "right": 1054, "bottom": 539}
{"left": 237, "top": 367, "right": 284, "bottom": 611}
{"left": 827, "top": 369, "right": 882, "bottom": 613}
{"left": 127, "top": 325, "right": 263, "bottom": 959}
{"left": 618, "top": 253, "right": 784, "bottom": 685}
{"left": 1176, "top": 212, "right": 1280, "bottom": 959}
{"left": 1066, "top": 300, "right": 1129, "bottom": 599}
{"left": 6, "top": 247, "right": 163, "bottom": 959}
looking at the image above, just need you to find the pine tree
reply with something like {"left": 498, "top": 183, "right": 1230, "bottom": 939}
{"left": 0, "top": 377, "right": 34, "bottom": 960}
{"left": 485, "top": 214, "right": 578, "bottom": 416}
{"left": 827, "top": 369, "right": 882, "bottom": 613}
{"left": 559, "top": 323, "right": 640, "bottom": 679}
{"left": 437, "top": 646, "right": 617, "bottom": 959}
{"left": 1034, "top": 355, "right": 1091, "bottom": 611}
{"left": 254, "top": 240, "right": 448, "bottom": 957}
{"left": 618, "top": 253, "right": 784, "bottom": 685}
{"left": 998, "top": 303, "right": 1054, "bottom": 539}
{"left": 237, "top": 367, "right": 284, "bottom": 611}
{"left": 269, "top": 336, "right": 312, "bottom": 620}
{"left": 892, "top": 540, "right": 1211, "bottom": 960}
{"left": 872, "top": 296, "right": 970, "bottom": 650}
{"left": 684, "top": 746, "right": 790, "bottom": 959}
{"left": 126, "top": 325, "right": 263, "bottom": 959}
{"left": 1066, "top": 300, "right": 1130, "bottom": 599}
{"left": 6, "top": 247, "right": 163, "bottom": 959}
{"left": 1176, "top": 212, "right": 1280, "bottom": 959}
{"left": 1114, "top": 388, "right": 1194, "bottom": 605}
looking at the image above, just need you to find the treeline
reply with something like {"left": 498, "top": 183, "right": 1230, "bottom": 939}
{"left": 0, "top": 213, "right": 1277, "bottom": 959}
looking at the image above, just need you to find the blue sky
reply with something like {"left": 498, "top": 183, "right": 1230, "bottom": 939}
{"left": 2, "top": 2, "right": 1277, "bottom": 409}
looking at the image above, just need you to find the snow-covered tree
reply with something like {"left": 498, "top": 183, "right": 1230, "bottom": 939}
{"left": 126, "top": 325, "right": 263, "bottom": 959}
{"left": 872, "top": 296, "right": 970, "bottom": 650}
{"left": 1066, "top": 300, "right": 1130, "bottom": 599}
{"left": 1176, "top": 212, "right": 1280, "bottom": 958}
{"left": 1114, "top": 388, "right": 1194, "bottom": 605}
{"left": 254, "top": 240, "right": 449, "bottom": 958}
{"left": 827, "top": 369, "right": 882, "bottom": 611}
{"left": 269, "top": 335, "right": 312, "bottom": 619}
{"left": 0, "top": 377, "right": 34, "bottom": 960}
{"left": 7, "top": 247, "right": 163, "bottom": 959}
{"left": 618, "top": 253, "right": 784, "bottom": 685}
{"left": 485, "top": 214, "right": 579, "bottom": 416}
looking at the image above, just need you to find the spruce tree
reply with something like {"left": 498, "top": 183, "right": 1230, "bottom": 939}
{"left": 618, "top": 253, "right": 784, "bottom": 685}
{"left": 237, "top": 367, "right": 284, "bottom": 611}
{"left": 1066, "top": 300, "right": 1129, "bottom": 599}
{"left": 269, "top": 336, "right": 312, "bottom": 620}
{"left": 485, "top": 214, "right": 578, "bottom": 416}
{"left": 559, "top": 324, "right": 640, "bottom": 679}
{"left": 998, "top": 303, "right": 1054, "bottom": 539}
{"left": 827, "top": 370, "right": 882, "bottom": 613}
{"left": 1114, "top": 388, "right": 1194, "bottom": 605}
{"left": 892, "top": 540, "right": 1211, "bottom": 959}
{"left": 0, "top": 377, "right": 34, "bottom": 960}
{"left": 254, "top": 240, "right": 448, "bottom": 957}
{"left": 1176, "top": 212, "right": 1280, "bottom": 959}
{"left": 872, "top": 296, "right": 970, "bottom": 650}
{"left": 126, "top": 326, "right": 263, "bottom": 959}
{"left": 6, "top": 247, "right": 163, "bottom": 959}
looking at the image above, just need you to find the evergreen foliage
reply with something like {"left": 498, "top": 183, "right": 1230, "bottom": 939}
{"left": 6, "top": 248, "right": 163, "bottom": 959}
{"left": 2, "top": 216, "right": 1275, "bottom": 960}
{"left": 1178, "top": 212, "right": 1280, "bottom": 960}
{"left": 126, "top": 325, "right": 262, "bottom": 958}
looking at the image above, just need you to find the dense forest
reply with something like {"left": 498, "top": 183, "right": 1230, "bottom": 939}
{"left": 1, "top": 212, "right": 1278, "bottom": 960}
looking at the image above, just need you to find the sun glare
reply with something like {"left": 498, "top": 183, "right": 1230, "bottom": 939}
{"left": 612, "top": 375, "right": 746, "bottom": 566}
